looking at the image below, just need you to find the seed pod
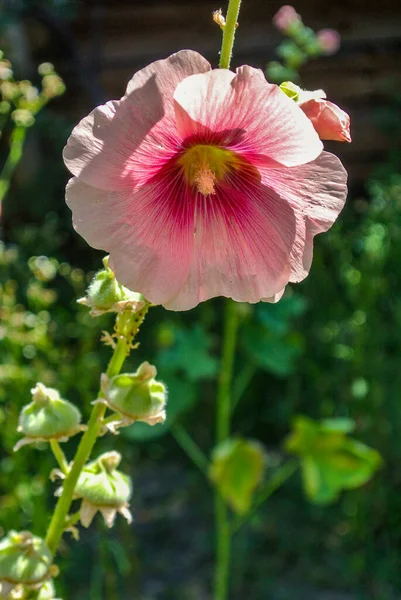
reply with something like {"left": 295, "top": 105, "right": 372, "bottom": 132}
{"left": 0, "top": 531, "right": 53, "bottom": 588}
{"left": 74, "top": 452, "right": 132, "bottom": 529}
{"left": 14, "top": 383, "right": 83, "bottom": 451}
{"left": 98, "top": 362, "right": 166, "bottom": 432}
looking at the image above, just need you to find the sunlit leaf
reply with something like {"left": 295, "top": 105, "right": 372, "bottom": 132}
{"left": 209, "top": 437, "right": 266, "bottom": 515}
{"left": 157, "top": 324, "right": 218, "bottom": 381}
{"left": 285, "top": 416, "right": 382, "bottom": 504}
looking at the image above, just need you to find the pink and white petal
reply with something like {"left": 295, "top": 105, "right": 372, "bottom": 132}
{"left": 260, "top": 151, "right": 347, "bottom": 282}
{"left": 261, "top": 287, "right": 286, "bottom": 303}
{"left": 124, "top": 50, "right": 211, "bottom": 111}
{"left": 66, "top": 177, "right": 194, "bottom": 304}
{"left": 174, "top": 66, "right": 322, "bottom": 167}
{"left": 63, "top": 51, "right": 211, "bottom": 191}
{"left": 164, "top": 174, "right": 297, "bottom": 310}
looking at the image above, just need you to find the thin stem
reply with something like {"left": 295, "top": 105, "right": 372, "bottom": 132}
{"left": 232, "top": 363, "right": 256, "bottom": 410}
{"left": 101, "top": 412, "right": 123, "bottom": 426}
{"left": 45, "top": 336, "right": 130, "bottom": 555}
{"left": 232, "top": 460, "right": 299, "bottom": 533}
{"left": 217, "top": 300, "right": 240, "bottom": 442}
{"left": 0, "top": 126, "right": 27, "bottom": 203}
{"left": 219, "top": 0, "right": 242, "bottom": 69}
{"left": 214, "top": 299, "right": 240, "bottom": 600}
{"left": 171, "top": 423, "right": 209, "bottom": 475}
{"left": 50, "top": 440, "right": 69, "bottom": 475}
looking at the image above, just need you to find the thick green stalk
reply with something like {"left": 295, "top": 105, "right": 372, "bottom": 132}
{"left": 0, "top": 125, "right": 27, "bottom": 203}
{"left": 45, "top": 336, "right": 129, "bottom": 555}
{"left": 214, "top": 299, "right": 240, "bottom": 600}
{"left": 219, "top": 0, "right": 242, "bottom": 69}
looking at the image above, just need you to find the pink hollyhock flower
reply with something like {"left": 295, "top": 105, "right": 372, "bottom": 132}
{"left": 64, "top": 50, "right": 347, "bottom": 311}
{"left": 317, "top": 29, "right": 341, "bottom": 55}
{"left": 300, "top": 97, "right": 351, "bottom": 142}
{"left": 273, "top": 5, "right": 301, "bottom": 32}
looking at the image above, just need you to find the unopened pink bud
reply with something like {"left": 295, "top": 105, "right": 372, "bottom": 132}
{"left": 273, "top": 5, "right": 300, "bottom": 32}
{"left": 316, "top": 29, "right": 341, "bottom": 55}
{"left": 300, "top": 98, "right": 351, "bottom": 142}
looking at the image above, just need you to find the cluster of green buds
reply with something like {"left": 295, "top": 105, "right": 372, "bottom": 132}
{"left": 267, "top": 6, "right": 341, "bottom": 83}
{"left": 0, "top": 50, "right": 65, "bottom": 132}
{"left": 14, "top": 383, "right": 84, "bottom": 451}
{"left": 95, "top": 362, "right": 167, "bottom": 433}
{"left": 0, "top": 531, "right": 59, "bottom": 599}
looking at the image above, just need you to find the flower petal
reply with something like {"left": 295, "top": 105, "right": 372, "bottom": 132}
{"left": 66, "top": 176, "right": 195, "bottom": 305}
{"left": 174, "top": 66, "right": 323, "bottom": 167}
{"left": 165, "top": 171, "right": 297, "bottom": 310}
{"left": 63, "top": 50, "right": 211, "bottom": 190}
{"left": 261, "top": 151, "right": 348, "bottom": 282}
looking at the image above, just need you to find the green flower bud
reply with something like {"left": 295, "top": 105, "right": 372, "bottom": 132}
{"left": 280, "top": 81, "right": 326, "bottom": 104}
{"left": 11, "top": 109, "right": 35, "bottom": 128}
{"left": 0, "top": 532, "right": 53, "bottom": 587}
{"left": 78, "top": 256, "right": 146, "bottom": 316}
{"left": 99, "top": 362, "right": 167, "bottom": 429}
{"left": 14, "top": 383, "right": 83, "bottom": 451}
{"left": 280, "top": 81, "right": 302, "bottom": 101}
{"left": 74, "top": 451, "right": 132, "bottom": 528}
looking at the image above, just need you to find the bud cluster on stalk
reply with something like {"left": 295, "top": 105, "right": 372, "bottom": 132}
{"left": 267, "top": 6, "right": 341, "bottom": 83}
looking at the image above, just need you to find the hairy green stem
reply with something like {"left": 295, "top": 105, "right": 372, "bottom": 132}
{"left": 0, "top": 125, "right": 27, "bottom": 203}
{"left": 214, "top": 299, "right": 240, "bottom": 600}
{"left": 50, "top": 440, "right": 69, "bottom": 475}
{"left": 171, "top": 423, "right": 209, "bottom": 475}
{"left": 45, "top": 336, "right": 130, "bottom": 555}
{"left": 219, "top": 0, "right": 242, "bottom": 69}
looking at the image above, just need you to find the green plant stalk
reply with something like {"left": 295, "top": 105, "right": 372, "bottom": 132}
{"left": 171, "top": 423, "right": 209, "bottom": 475}
{"left": 215, "top": 6, "right": 244, "bottom": 584}
{"left": 0, "top": 125, "right": 27, "bottom": 203}
{"left": 45, "top": 336, "right": 130, "bottom": 555}
{"left": 219, "top": 0, "right": 242, "bottom": 69}
{"left": 214, "top": 299, "right": 240, "bottom": 600}
{"left": 50, "top": 440, "right": 69, "bottom": 475}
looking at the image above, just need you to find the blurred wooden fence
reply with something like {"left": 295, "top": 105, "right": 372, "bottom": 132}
{"left": 25, "top": 0, "right": 401, "bottom": 187}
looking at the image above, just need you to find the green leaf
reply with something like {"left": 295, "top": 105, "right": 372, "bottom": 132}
{"left": 122, "top": 375, "right": 196, "bottom": 442}
{"left": 157, "top": 324, "right": 218, "bottom": 381}
{"left": 255, "top": 295, "right": 307, "bottom": 335}
{"left": 285, "top": 416, "right": 382, "bottom": 504}
{"left": 209, "top": 437, "right": 266, "bottom": 515}
{"left": 240, "top": 294, "right": 306, "bottom": 377}
{"left": 241, "top": 323, "right": 302, "bottom": 377}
